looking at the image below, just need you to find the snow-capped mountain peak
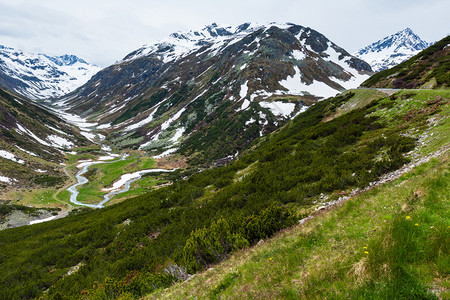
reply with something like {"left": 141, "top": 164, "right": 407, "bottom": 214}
{"left": 45, "top": 54, "right": 88, "bottom": 66}
{"left": 354, "top": 28, "right": 430, "bottom": 72}
{"left": 0, "top": 45, "right": 101, "bottom": 99}
{"left": 122, "top": 22, "right": 293, "bottom": 63}
{"left": 169, "top": 23, "right": 238, "bottom": 40}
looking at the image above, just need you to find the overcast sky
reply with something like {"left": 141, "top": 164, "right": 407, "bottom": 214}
{"left": 1, "top": 0, "right": 448, "bottom": 67}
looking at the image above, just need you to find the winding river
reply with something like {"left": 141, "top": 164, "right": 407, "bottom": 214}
{"left": 68, "top": 155, "right": 174, "bottom": 208}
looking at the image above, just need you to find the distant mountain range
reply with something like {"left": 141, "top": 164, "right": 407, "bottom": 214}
{"left": 0, "top": 27, "right": 432, "bottom": 101}
{"left": 0, "top": 46, "right": 101, "bottom": 99}
{"left": 354, "top": 28, "right": 431, "bottom": 72}
{"left": 52, "top": 22, "right": 373, "bottom": 163}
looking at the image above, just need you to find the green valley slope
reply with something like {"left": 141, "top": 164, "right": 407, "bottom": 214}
{"left": 0, "top": 87, "right": 90, "bottom": 196}
{"left": 0, "top": 87, "right": 93, "bottom": 226}
{"left": 153, "top": 151, "right": 448, "bottom": 299}
{"left": 0, "top": 86, "right": 448, "bottom": 299}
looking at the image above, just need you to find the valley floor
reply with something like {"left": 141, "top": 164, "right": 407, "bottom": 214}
{"left": 0, "top": 149, "right": 182, "bottom": 228}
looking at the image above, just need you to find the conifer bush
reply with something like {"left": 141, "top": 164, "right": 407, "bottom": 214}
{"left": 183, "top": 218, "right": 249, "bottom": 272}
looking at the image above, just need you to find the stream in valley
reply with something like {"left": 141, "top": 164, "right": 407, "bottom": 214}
{"left": 23, "top": 110, "right": 174, "bottom": 226}
{"left": 68, "top": 155, "right": 174, "bottom": 208}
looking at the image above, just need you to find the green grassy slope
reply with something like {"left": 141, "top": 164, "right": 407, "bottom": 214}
{"left": 361, "top": 35, "right": 450, "bottom": 89}
{"left": 152, "top": 154, "right": 448, "bottom": 299}
{"left": 149, "top": 89, "right": 449, "bottom": 299}
{"left": 0, "top": 89, "right": 448, "bottom": 299}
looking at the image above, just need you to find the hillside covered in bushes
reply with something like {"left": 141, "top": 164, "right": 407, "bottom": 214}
{"left": 0, "top": 87, "right": 448, "bottom": 299}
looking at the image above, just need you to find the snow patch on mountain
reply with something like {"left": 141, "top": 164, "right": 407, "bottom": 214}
{"left": 0, "top": 176, "right": 17, "bottom": 184}
{"left": 80, "top": 131, "right": 97, "bottom": 142}
{"left": 239, "top": 81, "right": 249, "bottom": 99}
{"left": 170, "top": 127, "right": 185, "bottom": 143}
{"left": 293, "top": 105, "right": 310, "bottom": 118}
{"left": 139, "top": 107, "right": 186, "bottom": 150}
{"left": 278, "top": 66, "right": 339, "bottom": 98}
{"left": 259, "top": 101, "right": 296, "bottom": 118}
{"left": 97, "top": 123, "right": 112, "bottom": 130}
{"left": 16, "top": 124, "right": 50, "bottom": 147}
{"left": 157, "top": 107, "right": 186, "bottom": 135}
{"left": 152, "top": 148, "right": 178, "bottom": 159}
{"left": 15, "top": 146, "right": 38, "bottom": 157}
{"left": 291, "top": 49, "right": 306, "bottom": 61}
{"left": 15, "top": 123, "right": 74, "bottom": 149}
{"left": 245, "top": 117, "right": 256, "bottom": 126}
{"left": 47, "top": 135, "right": 74, "bottom": 149}
{"left": 238, "top": 99, "right": 251, "bottom": 111}
{"left": 124, "top": 108, "right": 158, "bottom": 132}
{"left": 54, "top": 110, "right": 98, "bottom": 130}
{"left": 0, "top": 150, "right": 25, "bottom": 164}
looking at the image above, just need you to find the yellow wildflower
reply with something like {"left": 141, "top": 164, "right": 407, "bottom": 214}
{"left": 364, "top": 251, "right": 369, "bottom": 254}
{"left": 363, "top": 247, "right": 367, "bottom": 249}
{"left": 406, "top": 216, "right": 411, "bottom": 220}
{"left": 415, "top": 223, "right": 419, "bottom": 226}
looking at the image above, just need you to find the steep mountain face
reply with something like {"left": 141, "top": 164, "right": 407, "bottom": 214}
{"left": 0, "top": 87, "right": 89, "bottom": 187}
{"left": 0, "top": 45, "right": 101, "bottom": 99}
{"left": 362, "top": 35, "right": 450, "bottom": 89}
{"left": 56, "top": 22, "right": 372, "bottom": 163}
{"left": 355, "top": 28, "right": 431, "bottom": 72}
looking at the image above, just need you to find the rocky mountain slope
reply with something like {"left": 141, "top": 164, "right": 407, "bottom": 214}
{"left": 54, "top": 22, "right": 372, "bottom": 163}
{"left": 355, "top": 28, "right": 431, "bottom": 72}
{"left": 362, "top": 35, "right": 450, "bottom": 89}
{"left": 0, "top": 45, "right": 101, "bottom": 99}
{"left": 0, "top": 87, "right": 89, "bottom": 189}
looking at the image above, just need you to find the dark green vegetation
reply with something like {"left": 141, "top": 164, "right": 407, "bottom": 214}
{"left": 1, "top": 87, "right": 447, "bottom": 299}
{"left": 33, "top": 174, "right": 65, "bottom": 187}
{"left": 156, "top": 155, "right": 449, "bottom": 299}
{"left": 362, "top": 35, "right": 450, "bottom": 89}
